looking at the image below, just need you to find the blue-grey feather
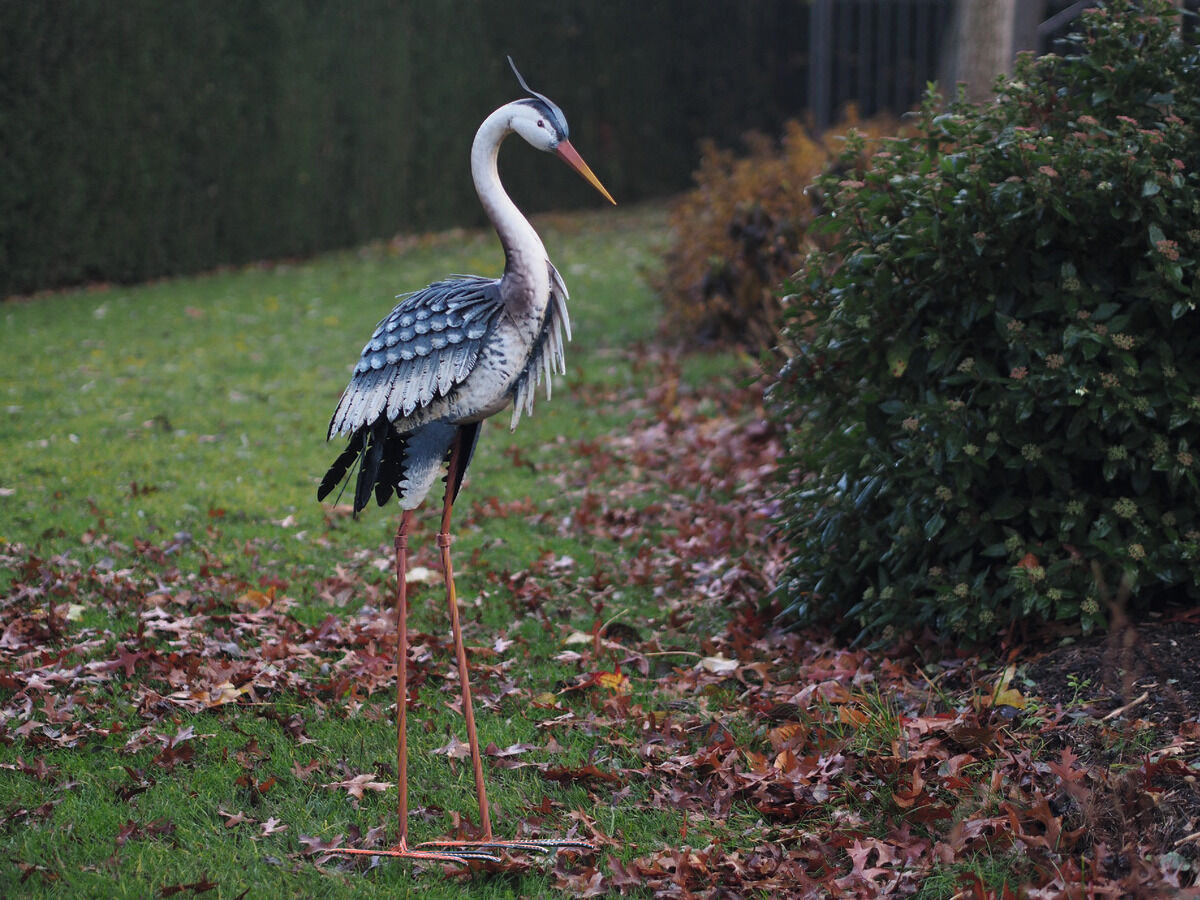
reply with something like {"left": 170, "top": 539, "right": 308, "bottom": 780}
{"left": 323, "top": 260, "right": 571, "bottom": 510}
{"left": 326, "top": 276, "right": 505, "bottom": 440}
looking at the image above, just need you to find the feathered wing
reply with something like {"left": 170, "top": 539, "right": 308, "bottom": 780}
{"left": 509, "top": 261, "right": 571, "bottom": 430}
{"left": 319, "top": 264, "right": 570, "bottom": 513}
{"left": 326, "top": 276, "right": 505, "bottom": 439}
{"left": 318, "top": 276, "right": 503, "bottom": 513}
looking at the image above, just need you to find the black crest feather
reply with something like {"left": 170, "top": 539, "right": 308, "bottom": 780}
{"left": 507, "top": 56, "right": 568, "bottom": 139}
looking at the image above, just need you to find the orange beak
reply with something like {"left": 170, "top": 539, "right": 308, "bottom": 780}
{"left": 555, "top": 140, "right": 616, "bottom": 205}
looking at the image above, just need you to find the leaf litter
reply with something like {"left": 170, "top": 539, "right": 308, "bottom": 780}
{"left": 1, "top": 348, "right": 1198, "bottom": 896}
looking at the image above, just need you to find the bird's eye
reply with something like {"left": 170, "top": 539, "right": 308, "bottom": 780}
{"left": 537, "top": 119, "right": 544, "bottom": 128}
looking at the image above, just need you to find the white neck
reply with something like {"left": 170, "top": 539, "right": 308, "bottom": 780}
{"left": 470, "top": 104, "right": 547, "bottom": 276}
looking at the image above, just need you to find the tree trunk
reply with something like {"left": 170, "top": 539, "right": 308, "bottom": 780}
{"left": 958, "top": 0, "right": 1018, "bottom": 104}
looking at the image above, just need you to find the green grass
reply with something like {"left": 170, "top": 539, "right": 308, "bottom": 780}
{"left": 913, "top": 854, "right": 1032, "bottom": 900}
{"left": 0, "top": 203, "right": 738, "bottom": 897}
{"left": 1, "top": 206, "right": 664, "bottom": 570}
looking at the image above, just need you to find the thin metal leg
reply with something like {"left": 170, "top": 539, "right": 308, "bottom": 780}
{"left": 415, "top": 432, "right": 596, "bottom": 860}
{"left": 330, "top": 506, "right": 503, "bottom": 865}
{"left": 437, "top": 435, "right": 493, "bottom": 837}
{"left": 332, "top": 430, "right": 595, "bottom": 865}
{"left": 438, "top": 531, "right": 493, "bottom": 837}
{"left": 395, "top": 509, "right": 414, "bottom": 848}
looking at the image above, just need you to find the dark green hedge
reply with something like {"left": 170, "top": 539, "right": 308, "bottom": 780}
{"left": 0, "top": 1, "right": 810, "bottom": 296}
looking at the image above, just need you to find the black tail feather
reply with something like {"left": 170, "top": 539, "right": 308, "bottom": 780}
{"left": 373, "top": 470, "right": 394, "bottom": 507}
{"left": 374, "top": 431, "right": 408, "bottom": 507}
{"left": 446, "top": 421, "right": 482, "bottom": 504}
{"left": 355, "top": 417, "right": 390, "bottom": 513}
{"left": 320, "top": 420, "right": 481, "bottom": 514}
{"left": 317, "top": 428, "right": 366, "bottom": 502}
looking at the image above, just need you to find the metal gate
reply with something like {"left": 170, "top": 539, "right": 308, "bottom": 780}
{"left": 806, "top": 0, "right": 1200, "bottom": 130}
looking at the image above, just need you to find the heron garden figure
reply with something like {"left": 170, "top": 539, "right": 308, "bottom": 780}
{"left": 317, "top": 58, "right": 615, "bottom": 864}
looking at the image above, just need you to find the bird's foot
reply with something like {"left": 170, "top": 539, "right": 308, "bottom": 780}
{"left": 416, "top": 836, "right": 595, "bottom": 857}
{"left": 331, "top": 841, "right": 502, "bottom": 864}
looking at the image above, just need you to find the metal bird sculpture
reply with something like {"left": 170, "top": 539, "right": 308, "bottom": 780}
{"left": 317, "top": 58, "right": 614, "bottom": 865}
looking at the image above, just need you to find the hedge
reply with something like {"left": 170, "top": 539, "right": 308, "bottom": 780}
{"left": 0, "top": 0, "right": 813, "bottom": 296}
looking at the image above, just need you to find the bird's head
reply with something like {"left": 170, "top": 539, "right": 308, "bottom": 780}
{"left": 507, "top": 57, "right": 615, "bottom": 205}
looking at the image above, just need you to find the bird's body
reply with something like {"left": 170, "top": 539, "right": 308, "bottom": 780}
{"left": 319, "top": 81, "right": 600, "bottom": 516}
{"left": 317, "top": 59, "right": 613, "bottom": 866}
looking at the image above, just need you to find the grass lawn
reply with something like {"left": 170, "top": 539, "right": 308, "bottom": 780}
{"left": 0, "top": 204, "right": 720, "bottom": 897}
{"left": 3, "top": 204, "right": 1196, "bottom": 897}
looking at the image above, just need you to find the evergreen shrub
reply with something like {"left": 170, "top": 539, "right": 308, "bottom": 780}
{"left": 774, "top": 0, "right": 1200, "bottom": 641}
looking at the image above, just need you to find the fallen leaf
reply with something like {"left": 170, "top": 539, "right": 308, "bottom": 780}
{"left": 595, "top": 670, "right": 631, "bottom": 693}
{"left": 260, "top": 817, "right": 288, "bottom": 836}
{"left": 485, "top": 742, "right": 538, "bottom": 758}
{"left": 698, "top": 655, "right": 739, "bottom": 674}
{"left": 325, "top": 773, "right": 392, "bottom": 801}
{"left": 291, "top": 760, "right": 323, "bottom": 781}
{"left": 234, "top": 590, "right": 273, "bottom": 610}
{"left": 219, "top": 808, "right": 253, "bottom": 828}
{"left": 432, "top": 735, "right": 472, "bottom": 759}
{"left": 407, "top": 566, "right": 438, "bottom": 584}
{"left": 543, "top": 764, "right": 621, "bottom": 785}
{"left": 298, "top": 834, "right": 344, "bottom": 861}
